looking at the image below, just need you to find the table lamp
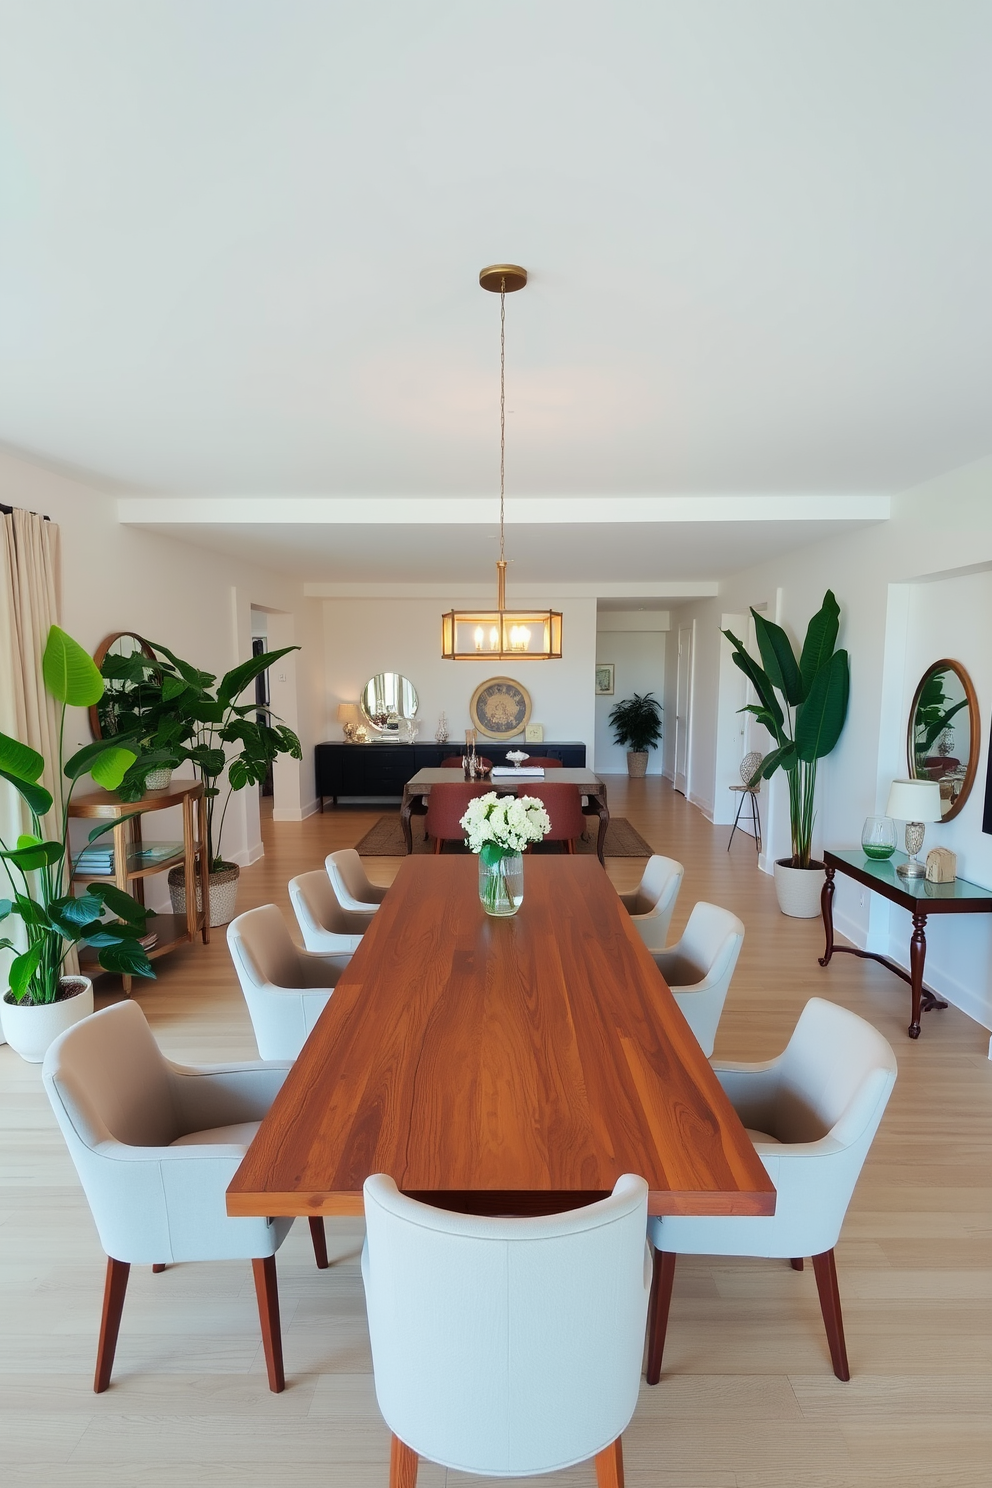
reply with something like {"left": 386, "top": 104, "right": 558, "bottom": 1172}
{"left": 885, "top": 778, "right": 942, "bottom": 878}
{"left": 337, "top": 702, "right": 361, "bottom": 741}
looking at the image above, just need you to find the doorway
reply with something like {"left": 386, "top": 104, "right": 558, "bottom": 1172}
{"left": 673, "top": 623, "right": 693, "bottom": 797}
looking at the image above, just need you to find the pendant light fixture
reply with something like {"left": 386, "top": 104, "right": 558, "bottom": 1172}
{"left": 441, "top": 264, "right": 563, "bottom": 661}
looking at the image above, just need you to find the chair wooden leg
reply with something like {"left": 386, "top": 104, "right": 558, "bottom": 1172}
{"left": 594, "top": 1436, "right": 625, "bottom": 1488}
{"left": 565, "top": 838, "right": 576, "bottom": 854}
{"left": 811, "top": 1248, "right": 850, "bottom": 1381}
{"left": 646, "top": 1250, "right": 677, "bottom": 1385}
{"left": 432, "top": 837, "right": 442, "bottom": 854}
{"left": 94, "top": 1257, "right": 130, "bottom": 1393}
{"left": 308, "top": 1216, "right": 329, "bottom": 1269}
{"left": 389, "top": 1433, "right": 419, "bottom": 1487}
{"left": 151, "top": 1263, "right": 166, "bottom": 1273}
{"left": 251, "top": 1255, "right": 285, "bottom": 1393}
{"left": 790, "top": 1257, "right": 804, "bottom": 1271}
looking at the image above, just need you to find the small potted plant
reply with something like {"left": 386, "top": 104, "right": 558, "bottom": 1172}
{"left": 608, "top": 692, "right": 663, "bottom": 777}
{"left": 723, "top": 591, "right": 850, "bottom": 917}
{"left": 1, "top": 627, "right": 155, "bottom": 1062}
{"left": 100, "top": 640, "right": 303, "bottom": 926}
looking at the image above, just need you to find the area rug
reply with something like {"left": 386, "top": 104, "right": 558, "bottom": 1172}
{"left": 354, "top": 814, "right": 654, "bottom": 858}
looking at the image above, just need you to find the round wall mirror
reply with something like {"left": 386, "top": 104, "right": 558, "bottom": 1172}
{"left": 360, "top": 673, "right": 419, "bottom": 734}
{"left": 907, "top": 658, "right": 980, "bottom": 821}
{"left": 89, "top": 632, "right": 158, "bottom": 740}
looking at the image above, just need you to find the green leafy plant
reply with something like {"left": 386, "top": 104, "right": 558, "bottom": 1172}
{"left": 0, "top": 627, "right": 155, "bottom": 1005}
{"left": 608, "top": 692, "right": 663, "bottom": 754}
{"left": 103, "top": 642, "right": 303, "bottom": 871}
{"left": 912, "top": 671, "right": 968, "bottom": 775}
{"left": 723, "top": 591, "right": 850, "bottom": 869}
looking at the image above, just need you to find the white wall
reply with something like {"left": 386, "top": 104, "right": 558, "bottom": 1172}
{"left": 676, "top": 456, "right": 992, "bottom": 1029}
{"left": 595, "top": 614, "right": 668, "bottom": 774}
{"left": 319, "top": 595, "right": 598, "bottom": 760}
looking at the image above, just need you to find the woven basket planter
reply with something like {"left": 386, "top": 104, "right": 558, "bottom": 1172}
{"left": 168, "top": 862, "right": 241, "bottom": 928}
{"left": 626, "top": 752, "right": 649, "bottom": 779}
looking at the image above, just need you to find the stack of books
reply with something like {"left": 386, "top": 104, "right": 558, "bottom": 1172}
{"left": 74, "top": 845, "right": 115, "bottom": 875}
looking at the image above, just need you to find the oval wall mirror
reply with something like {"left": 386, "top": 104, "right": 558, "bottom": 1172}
{"left": 360, "top": 673, "right": 419, "bottom": 734}
{"left": 907, "top": 658, "right": 980, "bottom": 821}
{"left": 89, "top": 631, "right": 157, "bottom": 740}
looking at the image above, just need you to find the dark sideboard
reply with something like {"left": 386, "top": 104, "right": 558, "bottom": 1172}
{"left": 315, "top": 741, "right": 587, "bottom": 808}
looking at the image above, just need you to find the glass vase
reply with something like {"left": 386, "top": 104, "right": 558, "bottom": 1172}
{"left": 862, "top": 816, "right": 897, "bottom": 860}
{"left": 478, "top": 851, "right": 524, "bottom": 917}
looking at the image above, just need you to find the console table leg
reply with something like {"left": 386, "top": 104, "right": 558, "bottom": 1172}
{"left": 400, "top": 795, "right": 414, "bottom": 855}
{"left": 818, "top": 865, "right": 836, "bottom": 967}
{"left": 909, "top": 911, "right": 928, "bottom": 1039}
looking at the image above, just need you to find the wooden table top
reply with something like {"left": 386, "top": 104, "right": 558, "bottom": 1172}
{"left": 227, "top": 856, "right": 775, "bottom": 1220}
{"left": 403, "top": 767, "right": 605, "bottom": 792}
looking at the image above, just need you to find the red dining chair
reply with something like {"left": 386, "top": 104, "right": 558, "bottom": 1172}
{"left": 526, "top": 783, "right": 585, "bottom": 854}
{"left": 425, "top": 782, "right": 492, "bottom": 854}
{"left": 441, "top": 756, "right": 493, "bottom": 770}
{"left": 518, "top": 757, "right": 562, "bottom": 768}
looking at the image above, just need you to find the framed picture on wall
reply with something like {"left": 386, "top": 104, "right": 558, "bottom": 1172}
{"left": 595, "top": 663, "right": 615, "bottom": 696}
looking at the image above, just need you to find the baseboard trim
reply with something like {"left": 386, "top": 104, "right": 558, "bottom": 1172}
{"left": 272, "top": 798, "right": 320, "bottom": 822}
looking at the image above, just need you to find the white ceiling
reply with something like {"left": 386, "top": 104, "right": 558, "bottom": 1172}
{"left": 1, "top": 2, "right": 989, "bottom": 583}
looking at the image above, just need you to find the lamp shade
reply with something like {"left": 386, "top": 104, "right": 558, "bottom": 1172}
{"left": 885, "top": 779, "right": 942, "bottom": 823}
{"left": 337, "top": 702, "right": 360, "bottom": 725}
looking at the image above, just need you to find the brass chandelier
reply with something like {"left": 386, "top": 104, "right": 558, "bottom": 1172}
{"left": 441, "top": 264, "right": 563, "bottom": 661}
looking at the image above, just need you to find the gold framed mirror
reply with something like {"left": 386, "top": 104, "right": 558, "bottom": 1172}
{"left": 907, "top": 658, "right": 980, "bottom": 822}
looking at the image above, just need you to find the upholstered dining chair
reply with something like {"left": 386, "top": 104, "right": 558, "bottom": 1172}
{"left": 516, "top": 756, "right": 562, "bottom": 768}
{"left": 652, "top": 901, "right": 745, "bottom": 1057}
{"left": 441, "top": 755, "right": 493, "bottom": 769}
{"left": 362, "top": 1174, "right": 650, "bottom": 1487}
{"left": 618, "top": 855, "right": 685, "bottom": 952}
{"left": 526, "top": 782, "right": 585, "bottom": 853}
{"left": 424, "top": 782, "right": 492, "bottom": 853}
{"left": 646, "top": 998, "right": 897, "bottom": 1386}
{"left": 42, "top": 1001, "right": 329, "bottom": 1394}
{"left": 325, "top": 848, "right": 387, "bottom": 913}
{"left": 289, "top": 869, "right": 375, "bottom": 954}
{"left": 227, "top": 904, "right": 351, "bottom": 1059}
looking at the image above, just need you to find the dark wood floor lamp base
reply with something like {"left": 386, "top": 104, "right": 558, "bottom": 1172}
{"left": 645, "top": 1247, "right": 851, "bottom": 1385}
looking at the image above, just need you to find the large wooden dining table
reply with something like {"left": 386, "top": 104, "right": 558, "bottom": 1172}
{"left": 227, "top": 856, "right": 774, "bottom": 1222}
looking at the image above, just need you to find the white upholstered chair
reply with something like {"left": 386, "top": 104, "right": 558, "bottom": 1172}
{"left": 227, "top": 903, "right": 351, "bottom": 1059}
{"left": 652, "top": 901, "right": 745, "bottom": 1057}
{"left": 325, "top": 848, "right": 387, "bottom": 913}
{"left": 41, "top": 1000, "right": 329, "bottom": 1393}
{"left": 646, "top": 998, "right": 897, "bottom": 1385}
{"left": 618, "top": 854, "right": 684, "bottom": 952}
{"left": 362, "top": 1174, "right": 651, "bottom": 1487}
{"left": 289, "top": 868, "right": 375, "bottom": 954}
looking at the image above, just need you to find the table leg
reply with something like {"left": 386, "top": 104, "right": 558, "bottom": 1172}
{"left": 400, "top": 791, "right": 414, "bottom": 854}
{"left": 818, "top": 865, "right": 836, "bottom": 967}
{"left": 909, "top": 911, "right": 928, "bottom": 1039}
{"left": 594, "top": 795, "right": 609, "bottom": 866}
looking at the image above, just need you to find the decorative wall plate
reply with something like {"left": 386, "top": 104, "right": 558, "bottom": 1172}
{"left": 469, "top": 677, "right": 532, "bottom": 740}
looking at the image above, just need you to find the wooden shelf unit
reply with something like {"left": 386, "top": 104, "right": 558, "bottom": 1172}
{"left": 68, "top": 778, "right": 210, "bottom": 993}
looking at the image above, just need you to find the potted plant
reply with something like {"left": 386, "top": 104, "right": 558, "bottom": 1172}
{"left": 101, "top": 641, "right": 302, "bottom": 927}
{"left": 0, "top": 627, "right": 155, "bottom": 1061}
{"left": 608, "top": 692, "right": 663, "bottom": 778}
{"left": 723, "top": 591, "right": 850, "bottom": 917}
{"left": 94, "top": 643, "right": 190, "bottom": 796}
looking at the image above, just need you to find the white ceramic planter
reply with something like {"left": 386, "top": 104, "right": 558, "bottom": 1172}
{"left": 144, "top": 766, "right": 174, "bottom": 791}
{"left": 774, "top": 859, "right": 825, "bottom": 919}
{"left": 2, "top": 976, "right": 94, "bottom": 1064}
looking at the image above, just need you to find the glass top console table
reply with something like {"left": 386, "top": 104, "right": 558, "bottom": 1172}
{"left": 820, "top": 849, "right": 992, "bottom": 1039}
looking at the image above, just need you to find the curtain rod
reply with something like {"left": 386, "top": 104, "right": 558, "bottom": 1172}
{"left": 0, "top": 502, "right": 50, "bottom": 520}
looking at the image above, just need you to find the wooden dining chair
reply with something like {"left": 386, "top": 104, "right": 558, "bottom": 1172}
{"left": 526, "top": 782, "right": 585, "bottom": 853}
{"left": 362, "top": 1174, "right": 650, "bottom": 1487}
{"left": 425, "top": 782, "right": 492, "bottom": 853}
{"left": 646, "top": 998, "right": 896, "bottom": 1385}
{"left": 42, "top": 1001, "right": 329, "bottom": 1394}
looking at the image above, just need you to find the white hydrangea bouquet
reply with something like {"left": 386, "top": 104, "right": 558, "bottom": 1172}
{"left": 460, "top": 792, "right": 551, "bottom": 916}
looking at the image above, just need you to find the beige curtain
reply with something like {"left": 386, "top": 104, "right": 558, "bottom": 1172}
{"left": 0, "top": 509, "right": 65, "bottom": 1012}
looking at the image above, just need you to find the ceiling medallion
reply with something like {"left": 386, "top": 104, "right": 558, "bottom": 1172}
{"left": 440, "top": 265, "right": 563, "bottom": 662}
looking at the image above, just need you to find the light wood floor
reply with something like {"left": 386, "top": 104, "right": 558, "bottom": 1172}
{"left": 3, "top": 777, "right": 992, "bottom": 1487}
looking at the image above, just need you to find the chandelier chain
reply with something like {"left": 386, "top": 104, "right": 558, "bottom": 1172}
{"left": 499, "top": 279, "right": 506, "bottom": 565}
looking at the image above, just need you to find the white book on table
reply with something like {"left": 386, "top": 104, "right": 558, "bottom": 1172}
{"left": 491, "top": 767, "right": 545, "bottom": 778}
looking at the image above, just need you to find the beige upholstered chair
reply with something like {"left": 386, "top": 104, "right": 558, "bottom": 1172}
{"left": 42, "top": 1000, "right": 329, "bottom": 1393}
{"left": 227, "top": 903, "right": 351, "bottom": 1059}
{"left": 646, "top": 998, "right": 897, "bottom": 1385}
{"left": 289, "top": 868, "right": 375, "bottom": 954}
{"left": 652, "top": 901, "right": 745, "bottom": 1057}
{"left": 362, "top": 1174, "right": 651, "bottom": 1487}
{"left": 618, "top": 855, "right": 684, "bottom": 952}
{"left": 325, "top": 848, "right": 387, "bottom": 912}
